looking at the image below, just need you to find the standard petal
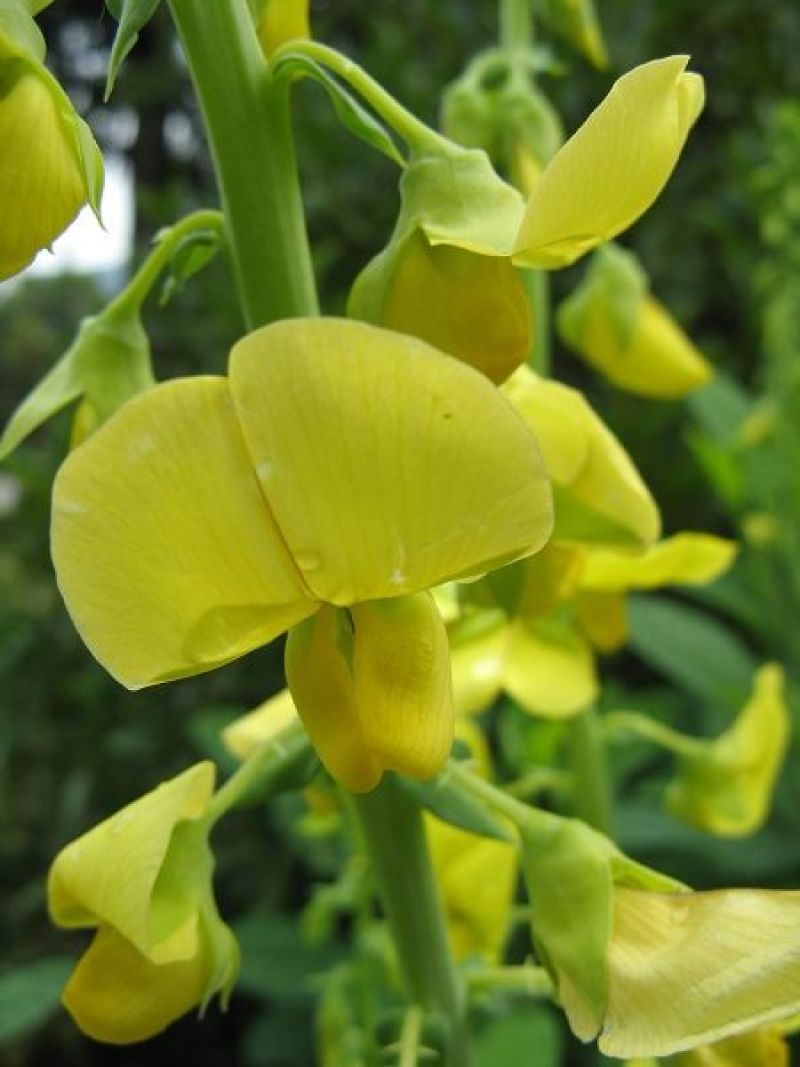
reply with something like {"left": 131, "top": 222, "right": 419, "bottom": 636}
{"left": 505, "top": 615, "right": 598, "bottom": 718}
{"left": 514, "top": 57, "right": 704, "bottom": 267}
{"left": 285, "top": 606, "right": 382, "bottom": 793}
{"left": 601, "top": 887, "right": 800, "bottom": 1058}
{"left": 580, "top": 534, "right": 738, "bottom": 592}
{"left": 51, "top": 377, "right": 315, "bottom": 689}
{"left": 48, "top": 763, "right": 214, "bottom": 953}
{"left": 62, "top": 924, "right": 209, "bottom": 1045}
{"left": 352, "top": 592, "right": 454, "bottom": 781}
{"left": 229, "top": 319, "right": 553, "bottom": 604}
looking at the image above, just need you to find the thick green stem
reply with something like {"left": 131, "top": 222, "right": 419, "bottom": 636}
{"left": 565, "top": 708, "right": 614, "bottom": 835}
{"left": 351, "top": 776, "right": 472, "bottom": 1067}
{"left": 167, "top": 0, "right": 317, "bottom": 327}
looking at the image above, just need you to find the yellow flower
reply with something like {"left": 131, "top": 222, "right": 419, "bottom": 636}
{"left": 51, "top": 318, "right": 553, "bottom": 792}
{"left": 0, "top": 6, "right": 103, "bottom": 279}
{"left": 666, "top": 664, "right": 789, "bottom": 837}
{"left": 48, "top": 763, "right": 238, "bottom": 1044}
{"left": 520, "top": 814, "right": 800, "bottom": 1057}
{"left": 557, "top": 244, "right": 713, "bottom": 398}
{"left": 351, "top": 57, "right": 702, "bottom": 380}
{"left": 448, "top": 534, "right": 736, "bottom": 719}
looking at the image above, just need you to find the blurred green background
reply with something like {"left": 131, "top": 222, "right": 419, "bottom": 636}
{"left": 2, "top": 1, "right": 800, "bottom": 1063}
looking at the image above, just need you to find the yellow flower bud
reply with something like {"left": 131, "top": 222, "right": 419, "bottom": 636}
{"left": 558, "top": 245, "right": 713, "bottom": 398}
{"left": 0, "top": 18, "right": 103, "bottom": 279}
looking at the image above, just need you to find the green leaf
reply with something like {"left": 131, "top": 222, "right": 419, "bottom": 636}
{"left": 272, "top": 53, "right": 405, "bottom": 166}
{"left": 105, "top": 0, "right": 162, "bottom": 100}
{"left": 477, "top": 1004, "right": 562, "bottom": 1067}
{"left": 396, "top": 766, "right": 513, "bottom": 842}
{"left": 0, "top": 956, "right": 74, "bottom": 1044}
{"left": 628, "top": 595, "right": 757, "bottom": 718}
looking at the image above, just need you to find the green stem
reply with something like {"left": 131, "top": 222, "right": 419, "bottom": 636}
{"left": 272, "top": 40, "right": 447, "bottom": 157}
{"left": 604, "top": 711, "right": 704, "bottom": 759}
{"left": 167, "top": 0, "right": 317, "bottom": 327}
{"left": 351, "top": 776, "right": 472, "bottom": 1067}
{"left": 202, "top": 720, "right": 312, "bottom": 826}
{"left": 499, "top": 0, "right": 534, "bottom": 53}
{"left": 524, "top": 268, "right": 552, "bottom": 375}
{"left": 565, "top": 708, "right": 613, "bottom": 835}
{"left": 107, "top": 209, "right": 224, "bottom": 315}
{"left": 467, "top": 964, "right": 553, "bottom": 998}
{"left": 398, "top": 1005, "right": 424, "bottom": 1067}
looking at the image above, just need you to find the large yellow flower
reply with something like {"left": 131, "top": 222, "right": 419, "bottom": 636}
{"left": 0, "top": 4, "right": 103, "bottom": 279}
{"left": 48, "top": 763, "right": 238, "bottom": 1044}
{"left": 51, "top": 318, "right": 553, "bottom": 791}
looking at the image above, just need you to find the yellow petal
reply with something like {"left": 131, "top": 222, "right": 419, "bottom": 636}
{"left": 352, "top": 592, "right": 454, "bottom": 782}
{"left": 378, "top": 230, "right": 532, "bottom": 383}
{"left": 580, "top": 534, "right": 738, "bottom": 592}
{"left": 51, "top": 377, "right": 315, "bottom": 690}
{"left": 257, "top": 0, "right": 309, "bottom": 57}
{"left": 674, "top": 1027, "right": 789, "bottom": 1067}
{"left": 229, "top": 319, "right": 553, "bottom": 604}
{"left": 62, "top": 924, "right": 209, "bottom": 1045}
{"left": 222, "top": 689, "right": 299, "bottom": 761}
{"left": 514, "top": 56, "right": 704, "bottom": 267}
{"left": 428, "top": 818, "right": 518, "bottom": 962}
{"left": 574, "top": 591, "right": 628, "bottom": 652}
{"left": 448, "top": 609, "right": 508, "bottom": 716}
{"left": 666, "top": 664, "right": 789, "bottom": 837}
{"left": 573, "top": 293, "right": 713, "bottom": 399}
{"left": 285, "top": 606, "right": 381, "bottom": 793}
{"left": 504, "top": 367, "right": 659, "bottom": 546}
{"left": 454, "top": 716, "right": 493, "bottom": 779}
{"left": 0, "top": 68, "right": 87, "bottom": 279}
{"left": 601, "top": 887, "right": 800, "bottom": 1058}
{"left": 505, "top": 614, "right": 598, "bottom": 718}
{"left": 516, "top": 542, "right": 586, "bottom": 616}
{"left": 49, "top": 763, "right": 214, "bottom": 954}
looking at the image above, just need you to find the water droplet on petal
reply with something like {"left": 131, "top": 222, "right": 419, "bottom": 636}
{"left": 295, "top": 551, "right": 322, "bottom": 573}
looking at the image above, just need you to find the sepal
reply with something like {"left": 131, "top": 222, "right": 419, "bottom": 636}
{"left": 0, "top": 303, "right": 155, "bottom": 459}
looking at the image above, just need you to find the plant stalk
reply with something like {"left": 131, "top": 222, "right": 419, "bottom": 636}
{"left": 167, "top": 0, "right": 318, "bottom": 327}
{"left": 351, "top": 776, "right": 472, "bottom": 1067}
